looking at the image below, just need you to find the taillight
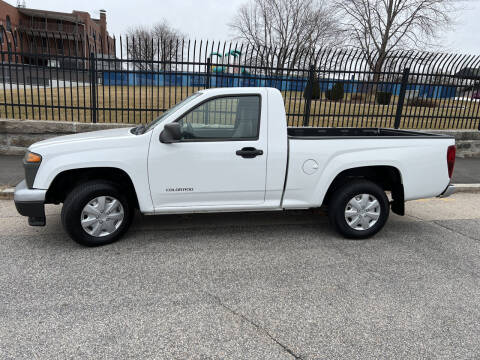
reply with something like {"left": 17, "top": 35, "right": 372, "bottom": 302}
{"left": 447, "top": 145, "right": 456, "bottom": 179}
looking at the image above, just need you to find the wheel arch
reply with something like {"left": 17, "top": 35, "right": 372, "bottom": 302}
{"left": 45, "top": 167, "right": 140, "bottom": 209}
{"left": 322, "top": 165, "right": 405, "bottom": 215}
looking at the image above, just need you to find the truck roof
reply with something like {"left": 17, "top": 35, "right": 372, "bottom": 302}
{"left": 198, "top": 87, "right": 279, "bottom": 96}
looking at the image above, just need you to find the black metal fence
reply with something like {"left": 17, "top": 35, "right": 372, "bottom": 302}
{"left": 0, "top": 30, "right": 479, "bottom": 129}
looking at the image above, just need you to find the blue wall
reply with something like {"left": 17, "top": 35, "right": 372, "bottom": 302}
{"left": 102, "top": 71, "right": 457, "bottom": 99}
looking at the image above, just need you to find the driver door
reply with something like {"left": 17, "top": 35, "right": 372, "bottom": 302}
{"left": 148, "top": 94, "right": 268, "bottom": 210}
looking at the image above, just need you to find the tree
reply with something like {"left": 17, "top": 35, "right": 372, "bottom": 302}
{"left": 125, "top": 26, "right": 154, "bottom": 71}
{"left": 229, "top": 0, "right": 343, "bottom": 74}
{"left": 152, "top": 21, "right": 185, "bottom": 70}
{"left": 125, "top": 20, "right": 184, "bottom": 71}
{"left": 335, "top": 0, "right": 458, "bottom": 77}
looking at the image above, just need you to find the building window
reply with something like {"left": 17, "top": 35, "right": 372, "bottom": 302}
{"left": 6, "top": 15, "right": 11, "bottom": 32}
{"left": 57, "top": 20, "right": 63, "bottom": 31}
{"left": 7, "top": 42, "right": 12, "bottom": 61}
{"left": 0, "top": 26, "right": 3, "bottom": 44}
{"left": 57, "top": 39, "right": 63, "bottom": 51}
{"left": 42, "top": 37, "right": 47, "bottom": 50}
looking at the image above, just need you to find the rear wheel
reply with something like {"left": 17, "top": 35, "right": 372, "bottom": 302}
{"left": 328, "top": 180, "right": 389, "bottom": 239}
{"left": 61, "top": 181, "right": 134, "bottom": 246}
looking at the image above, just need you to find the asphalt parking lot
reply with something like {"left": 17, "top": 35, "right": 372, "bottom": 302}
{"left": 1, "top": 193, "right": 480, "bottom": 359}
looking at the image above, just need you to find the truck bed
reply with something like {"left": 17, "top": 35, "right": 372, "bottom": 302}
{"left": 287, "top": 127, "right": 451, "bottom": 139}
{"left": 283, "top": 127, "right": 455, "bottom": 208}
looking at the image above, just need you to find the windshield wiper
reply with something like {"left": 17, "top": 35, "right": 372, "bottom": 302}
{"left": 131, "top": 124, "right": 146, "bottom": 135}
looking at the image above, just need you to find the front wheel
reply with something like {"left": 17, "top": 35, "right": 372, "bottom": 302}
{"left": 61, "top": 181, "right": 134, "bottom": 246}
{"left": 328, "top": 180, "right": 390, "bottom": 239}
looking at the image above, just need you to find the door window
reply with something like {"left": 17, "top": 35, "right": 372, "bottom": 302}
{"left": 177, "top": 95, "right": 260, "bottom": 140}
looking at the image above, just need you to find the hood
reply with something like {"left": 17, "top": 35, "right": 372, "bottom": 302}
{"left": 30, "top": 127, "right": 135, "bottom": 151}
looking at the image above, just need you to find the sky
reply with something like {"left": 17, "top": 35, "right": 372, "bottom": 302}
{"left": 7, "top": 0, "right": 480, "bottom": 55}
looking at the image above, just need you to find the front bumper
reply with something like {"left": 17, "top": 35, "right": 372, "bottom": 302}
{"left": 438, "top": 184, "right": 455, "bottom": 198}
{"left": 14, "top": 180, "right": 47, "bottom": 226}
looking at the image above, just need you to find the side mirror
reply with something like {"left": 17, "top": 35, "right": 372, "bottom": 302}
{"left": 160, "top": 123, "right": 182, "bottom": 143}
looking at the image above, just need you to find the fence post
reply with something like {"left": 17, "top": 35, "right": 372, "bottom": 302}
{"left": 303, "top": 65, "right": 315, "bottom": 127}
{"left": 89, "top": 52, "right": 97, "bottom": 123}
{"left": 394, "top": 67, "right": 410, "bottom": 129}
{"left": 206, "top": 57, "right": 211, "bottom": 89}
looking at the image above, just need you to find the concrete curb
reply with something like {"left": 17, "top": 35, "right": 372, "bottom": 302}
{"left": 453, "top": 184, "right": 480, "bottom": 193}
{"left": 1, "top": 183, "right": 480, "bottom": 201}
{"left": 0, "top": 187, "right": 14, "bottom": 200}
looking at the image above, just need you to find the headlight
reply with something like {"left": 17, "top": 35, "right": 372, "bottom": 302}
{"left": 24, "top": 151, "right": 42, "bottom": 163}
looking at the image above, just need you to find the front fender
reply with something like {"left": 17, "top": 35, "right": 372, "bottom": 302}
{"left": 30, "top": 133, "right": 154, "bottom": 213}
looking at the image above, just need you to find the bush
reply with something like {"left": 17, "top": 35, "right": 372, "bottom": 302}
{"left": 406, "top": 98, "right": 437, "bottom": 108}
{"left": 325, "top": 82, "right": 344, "bottom": 101}
{"left": 303, "top": 78, "right": 321, "bottom": 100}
{"left": 375, "top": 91, "right": 392, "bottom": 105}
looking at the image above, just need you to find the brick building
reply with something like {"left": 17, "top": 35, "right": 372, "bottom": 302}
{"left": 0, "top": 0, "right": 114, "bottom": 68}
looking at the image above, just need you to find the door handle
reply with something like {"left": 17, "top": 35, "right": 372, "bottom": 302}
{"left": 236, "top": 147, "right": 264, "bottom": 158}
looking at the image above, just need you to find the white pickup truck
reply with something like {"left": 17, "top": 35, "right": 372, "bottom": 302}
{"left": 14, "top": 87, "right": 456, "bottom": 246}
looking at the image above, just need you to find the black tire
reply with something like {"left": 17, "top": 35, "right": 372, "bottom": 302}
{"left": 328, "top": 179, "right": 389, "bottom": 239}
{"left": 61, "top": 181, "right": 134, "bottom": 246}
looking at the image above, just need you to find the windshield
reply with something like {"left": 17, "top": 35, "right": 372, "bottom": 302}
{"left": 144, "top": 92, "right": 202, "bottom": 131}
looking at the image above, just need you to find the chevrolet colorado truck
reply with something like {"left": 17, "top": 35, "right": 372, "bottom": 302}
{"left": 14, "top": 87, "right": 456, "bottom": 246}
